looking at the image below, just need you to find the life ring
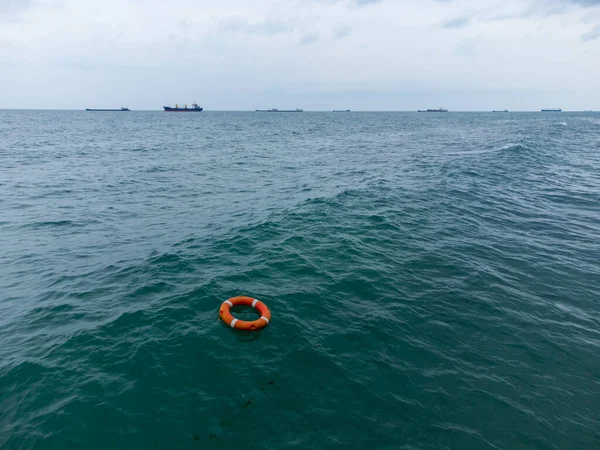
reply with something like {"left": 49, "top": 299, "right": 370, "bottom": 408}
{"left": 219, "top": 296, "right": 271, "bottom": 331}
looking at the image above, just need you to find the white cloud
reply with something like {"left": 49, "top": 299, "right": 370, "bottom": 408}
{"left": 0, "top": 0, "right": 599, "bottom": 110}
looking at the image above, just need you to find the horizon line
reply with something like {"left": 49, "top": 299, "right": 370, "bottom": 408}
{"left": 0, "top": 108, "right": 591, "bottom": 113}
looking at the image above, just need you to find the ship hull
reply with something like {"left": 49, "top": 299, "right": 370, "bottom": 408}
{"left": 163, "top": 107, "right": 203, "bottom": 112}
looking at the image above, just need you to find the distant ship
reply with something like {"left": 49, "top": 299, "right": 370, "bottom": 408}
{"left": 418, "top": 108, "right": 448, "bottom": 112}
{"left": 163, "top": 102, "right": 203, "bottom": 112}
{"left": 86, "top": 107, "right": 130, "bottom": 111}
{"left": 493, "top": 109, "right": 509, "bottom": 112}
{"left": 541, "top": 108, "right": 562, "bottom": 112}
{"left": 255, "top": 108, "right": 303, "bottom": 112}
{"left": 333, "top": 109, "right": 351, "bottom": 112}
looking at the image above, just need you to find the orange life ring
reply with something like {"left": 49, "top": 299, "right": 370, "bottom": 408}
{"left": 219, "top": 296, "right": 271, "bottom": 331}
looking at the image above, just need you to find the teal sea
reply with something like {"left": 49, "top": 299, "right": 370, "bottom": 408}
{"left": 1, "top": 110, "right": 599, "bottom": 449}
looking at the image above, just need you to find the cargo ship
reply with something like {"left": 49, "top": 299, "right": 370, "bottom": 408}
{"left": 493, "top": 110, "right": 509, "bottom": 112}
{"left": 86, "top": 107, "right": 130, "bottom": 111}
{"left": 333, "top": 109, "right": 351, "bottom": 112}
{"left": 255, "top": 108, "right": 303, "bottom": 112}
{"left": 163, "top": 102, "right": 203, "bottom": 112}
{"left": 418, "top": 108, "right": 448, "bottom": 112}
{"left": 541, "top": 108, "right": 562, "bottom": 112}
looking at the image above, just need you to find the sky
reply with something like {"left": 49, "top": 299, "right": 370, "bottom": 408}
{"left": 0, "top": 0, "right": 599, "bottom": 110}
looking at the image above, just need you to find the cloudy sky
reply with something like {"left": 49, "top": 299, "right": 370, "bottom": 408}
{"left": 1, "top": 0, "right": 599, "bottom": 110}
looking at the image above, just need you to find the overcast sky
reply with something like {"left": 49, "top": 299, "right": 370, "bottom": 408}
{"left": 1, "top": 0, "right": 599, "bottom": 110}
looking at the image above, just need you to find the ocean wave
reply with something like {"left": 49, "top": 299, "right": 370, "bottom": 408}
{"left": 1, "top": 111, "right": 600, "bottom": 449}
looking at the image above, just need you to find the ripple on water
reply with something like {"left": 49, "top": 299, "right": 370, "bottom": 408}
{"left": 1, "top": 111, "right": 600, "bottom": 449}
